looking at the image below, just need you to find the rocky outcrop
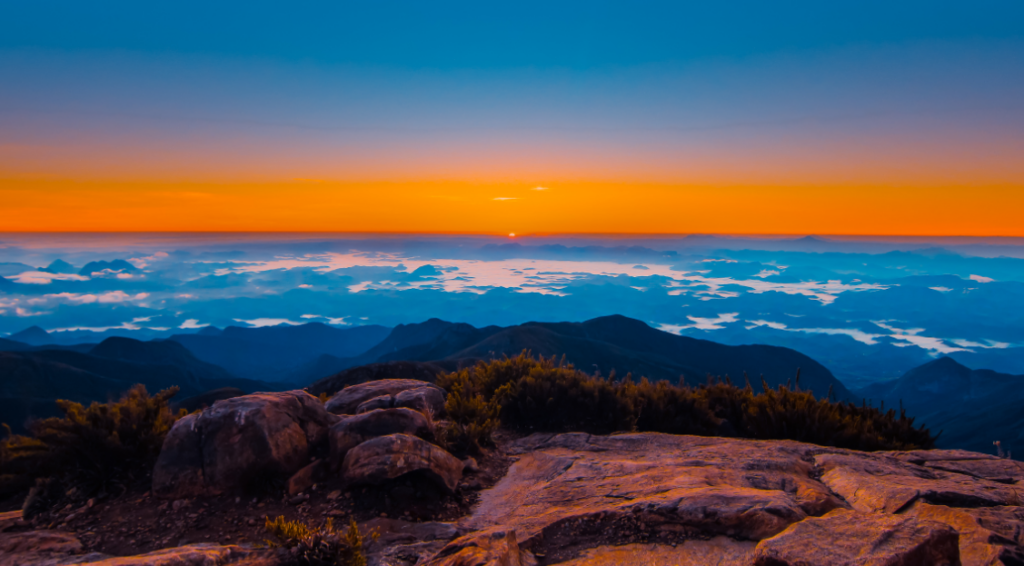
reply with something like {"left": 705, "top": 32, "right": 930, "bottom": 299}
{"left": 394, "top": 386, "right": 446, "bottom": 417}
{"left": 342, "top": 433, "right": 464, "bottom": 493}
{"left": 328, "top": 408, "right": 434, "bottom": 468}
{"left": 0, "top": 530, "right": 83, "bottom": 564}
{"left": 152, "top": 391, "right": 337, "bottom": 498}
{"left": 325, "top": 379, "right": 445, "bottom": 415}
{"left": 423, "top": 433, "right": 1024, "bottom": 566}
{"left": 75, "top": 544, "right": 251, "bottom": 566}
{"left": 752, "top": 508, "right": 961, "bottom": 565}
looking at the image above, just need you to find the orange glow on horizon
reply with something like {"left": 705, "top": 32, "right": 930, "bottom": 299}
{"left": 3, "top": 176, "right": 1023, "bottom": 237}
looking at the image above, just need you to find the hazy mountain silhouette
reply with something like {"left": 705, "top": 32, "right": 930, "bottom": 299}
{"left": 40, "top": 259, "right": 77, "bottom": 274}
{"left": 854, "top": 357, "right": 1024, "bottom": 455}
{"left": 0, "top": 337, "right": 280, "bottom": 432}
{"left": 314, "top": 315, "right": 852, "bottom": 400}
{"left": 8, "top": 326, "right": 52, "bottom": 346}
{"left": 78, "top": 259, "right": 138, "bottom": 276}
{"left": 169, "top": 323, "right": 391, "bottom": 382}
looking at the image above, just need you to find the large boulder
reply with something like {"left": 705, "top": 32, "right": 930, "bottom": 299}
{"left": 153, "top": 391, "right": 338, "bottom": 498}
{"left": 907, "top": 502, "right": 1024, "bottom": 566}
{"left": 328, "top": 408, "right": 434, "bottom": 468}
{"left": 326, "top": 379, "right": 445, "bottom": 415}
{"left": 307, "top": 361, "right": 445, "bottom": 397}
{"left": 342, "top": 433, "right": 463, "bottom": 493}
{"left": 395, "top": 386, "right": 446, "bottom": 417}
{"left": 752, "top": 508, "right": 960, "bottom": 566}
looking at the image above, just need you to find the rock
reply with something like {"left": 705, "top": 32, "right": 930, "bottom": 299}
{"left": 0, "top": 530, "right": 83, "bottom": 565}
{"left": 79, "top": 543, "right": 252, "bottom": 566}
{"left": 814, "top": 452, "right": 1020, "bottom": 514}
{"left": 153, "top": 391, "right": 338, "bottom": 498}
{"left": 325, "top": 379, "right": 445, "bottom": 415}
{"left": 329, "top": 408, "right": 435, "bottom": 468}
{"left": 462, "top": 433, "right": 842, "bottom": 548}
{"left": 342, "top": 434, "right": 463, "bottom": 493}
{"left": 890, "top": 449, "right": 1024, "bottom": 484}
{"left": 307, "top": 361, "right": 445, "bottom": 397}
{"left": 558, "top": 537, "right": 756, "bottom": 566}
{"left": 356, "top": 394, "right": 393, "bottom": 413}
{"left": 462, "top": 457, "right": 480, "bottom": 474}
{"left": 394, "top": 386, "right": 446, "bottom": 417}
{"left": 752, "top": 508, "right": 960, "bottom": 566}
{"left": 907, "top": 502, "right": 1024, "bottom": 566}
{"left": 286, "top": 459, "right": 325, "bottom": 496}
{"left": 0, "top": 510, "right": 22, "bottom": 532}
{"left": 424, "top": 529, "right": 536, "bottom": 566}
{"left": 362, "top": 517, "right": 459, "bottom": 548}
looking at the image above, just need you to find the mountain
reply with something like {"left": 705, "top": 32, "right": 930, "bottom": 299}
{"left": 8, "top": 326, "right": 52, "bottom": 346}
{"left": 312, "top": 315, "right": 852, "bottom": 401}
{"left": 78, "top": 259, "right": 138, "bottom": 276}
{"left": 854, "top": 357, "right": 1024, "bottom": 455}
{"left": 0, "top": 262, "right": 33, "bottom": 276}
{"left": 0, "top": 338, "right": 29, "bottom": 351}
{"left": 169, "top": 323, "right": 391, "bottom": 382}
{"left": 0, "top": 337, "right": 282, "bottom": 432}
{"left": 40, "top": 259, "right": 77, "bottom": 274}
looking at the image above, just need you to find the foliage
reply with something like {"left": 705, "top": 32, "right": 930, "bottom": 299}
{"left": 436, "top": 352, "right": 935, "bottom": 452}
{"left": 0, "top": 385, "right": 184, "bottom": 499}
{"left": 264, "top": 516, "right": 376, "bottom": 566}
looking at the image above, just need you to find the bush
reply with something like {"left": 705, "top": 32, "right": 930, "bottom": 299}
{"left": 0, "top": 385, "right": 184, "bottom": 500}
{"left": 435, "top": 352, "right": 935, "bottom": 452}
{"left": 264, "top": 516, "right": 376, "bottom": 566}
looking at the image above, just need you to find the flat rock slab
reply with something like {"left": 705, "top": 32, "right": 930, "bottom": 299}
{"left": 465, "top": 433, "right": 844, "bottom": 547}
{"left": 753, "top": 508, "right": 960, "bottom": 566}
{"left": 326, "top": 379, "right": 445, "bottom": 415}
{"left": 558, "top": 538, "right": 756, "bottom": 566}
{"left": 77, "top": 544, "right": 251, "bottom": 566}
{"left": 907, "top": 502, "right": 1024, "bottom": 566}
{"left": 815, "top": 452, "right": 1020, "bottom": 514}
{"left": 890, "top": 449, "right": 1024, "bottom": 484}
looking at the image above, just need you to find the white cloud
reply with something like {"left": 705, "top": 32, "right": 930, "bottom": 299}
{"left": 930, "top": 287, "right": 953, "bottom": 292}
{"left": 872, "top": 321, "right": 966, "bottom": 354}
{"left": 128, "top": 251, "right": 169, "bottom": 269}
{"left": 532, "top": 186, "right": 550, "bottom": 191}
{"left": 11, "top": 271, "right": 89, "bottom": 284}
{"left": 969, "top": 274, "right": 994, "bottom": 283}
{"left": 234, "top": 318, "right": 304, "bottom": 328}
{"left": 658, "top": 313, "right": 739, "bottom": 333}
{"left": 493, "top": 197, "right": 518, "bottom": 201}
{"left": 746, "top": 319, "right": 882, "bottom": 345}
{"left": 179, "top": 319, "right": 205, "bottom": 329}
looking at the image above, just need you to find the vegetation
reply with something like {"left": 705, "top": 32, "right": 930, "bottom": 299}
{"left": 264, "top": 515, "right": 376, "bottom": 566}
{"left": 0, "top": 385, "right": 184, "bottom": 500}
{"left": 437, "top": 352, "right": 935, "bottom": 453}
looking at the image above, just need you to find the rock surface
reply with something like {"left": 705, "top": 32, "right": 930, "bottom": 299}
{"left": 752, "top": 508, "right": 960, "bottom": 565}
{"left": 325, "top": 379, "right": 445, "bottom": 415}
{"left": 152, "top": 390, "right": 337, "bottom": 498}
{"left": 425, "top": 433, "right": 1024, "bottom": 565}
{"left": 76, "top": 544, "right": 251, "bottom": 566}
{"left": 394, "top": 386, "right": 446, "bottom": 417}
{"left": 328, "top": 408, "right": 434, "bottom": 468}
{"left": 342, "top": 433, "right": 464, "bottom": 493}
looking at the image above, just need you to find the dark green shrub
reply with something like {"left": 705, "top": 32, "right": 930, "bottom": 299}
{"left": 436, "top": 367, "right": 501, "bottom": 454}
{"left": 0, "top": 385, "right": 184, "bottom": 499}
{"left": 264, "top": 515, "right": 376, "bottom": 566}
{"left": 435, "top": 352, "right": 935, "bottom": 451}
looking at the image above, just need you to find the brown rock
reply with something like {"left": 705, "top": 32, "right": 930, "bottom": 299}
{"left": 463, "top": 433, "right": 842, "bottom": 545}
{"left": 286, "top": 459, "right": 325, "bottom": 496}
{"left": 394, "top": 386, "right": 446, "bottom": 417}
{"left": 152, "top": 391, "right": 338, "bottom": 498}
{"left": 559, "top": 537, "right": 756, "bottom": 566}
{"left": 815, "top": 452, "right": 1019, "bottom": 514}
{"left": 325, "top": 379, "right": 445, "bottom": 415}
{"left": 424, "top": 529, "right": 536, "bottom": 566}
{"left": 342, "top": 434, "right": 463, "bottom": 493}
{"left": 0, "top": 510, "right": 22, "bottom": 532}
{"left": 80, "top": 543, "right": 252, "bottom": 565}
{"left": 753, "top": 508, "right": 960, "bottom": 566}
{"left": 356, "top": 394, "right": 393, "bottom": 413}
{"left": 329, "top": 408, "right": 434, "bottom": 468}
{"left": 0, "top": 530, "right": 84, "bottom": 565}
{"left": 907, "top": 502, "right": 1024, "bottom": 566}
{"left": 891, "top": 449, "right": 1024, "bottom": 484}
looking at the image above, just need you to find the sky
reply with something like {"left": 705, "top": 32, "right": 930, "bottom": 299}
{"left": 2, "top": 1, "right": 1024, "bottom": 235}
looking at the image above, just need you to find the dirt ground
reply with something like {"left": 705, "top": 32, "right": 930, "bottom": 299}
{"left": 0, "top": 434, "right": 515, "bottom": 558}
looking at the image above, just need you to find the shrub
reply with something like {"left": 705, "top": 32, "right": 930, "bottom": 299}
{"left": 264, "top": 516, "right": 376, "bottom": 566}
{"left": 0, "top": 385, "right": 184, "bottom": 500}
{"left": 434, "top": 352, "right": 935, "bottom": 451}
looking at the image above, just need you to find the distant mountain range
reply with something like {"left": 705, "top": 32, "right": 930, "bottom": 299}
{"left": 854, "top": 357, "right": 1024, "bottom": 456}
{"left": 314, "top": 315, "right": 853, "bottom": 401}
{"left": 0, "top": 337, "right": 281, "bottom": 432}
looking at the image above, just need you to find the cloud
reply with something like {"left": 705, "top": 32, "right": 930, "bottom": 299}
{"left": 531, "top": 186, "right": 550, "bottom": 191}
{"left": 493, "top": 197, "right": 518, "bottom": 201}
{"left": 969, "top": 274, "right": 994, "bottom": 283}
{"left": 179, "top": 319, "right": 205, "bottom": 329}
{"left": 11, "top": 271, "right": 89, "bottom": 284}
{"left": 24, "top": 291, "right": 149, "bottom": 306}
{"left": 128, "top": 251, "right": 169, "bottom": 269}
{"left": 746, "top": 319, "right": 882, "bottom": 345}
{"left": 234, "top": 318, "right": 304, "bottom": 327}
{"left": 658, "top": 313, "right": 739, "bottom": 333}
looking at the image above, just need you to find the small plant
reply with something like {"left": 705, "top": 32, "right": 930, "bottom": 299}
{"left": 264, "top": 516, "right": 376, "bottom": 566}
{"left": 0, "top": 385, "right": 184, "bottom": 500}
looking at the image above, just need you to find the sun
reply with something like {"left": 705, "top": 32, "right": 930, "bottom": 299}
{"left": 509, "top": 233, "right": 516, "bottom": 238}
